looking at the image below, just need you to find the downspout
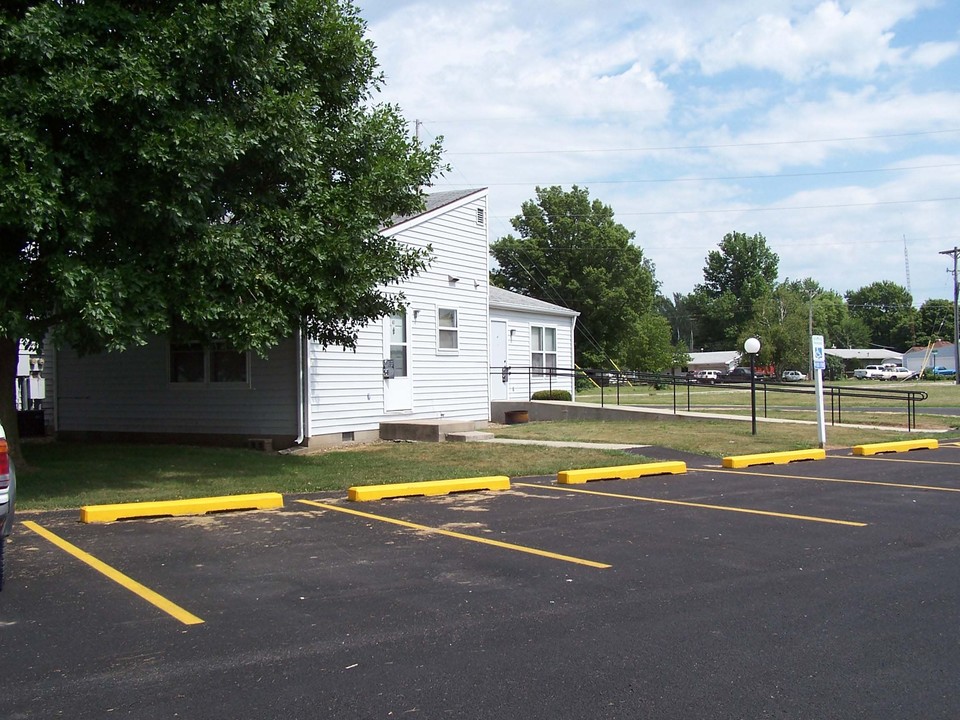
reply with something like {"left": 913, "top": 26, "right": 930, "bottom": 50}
{"left": 294, "top": 326, "right": 306, "bottom": 446}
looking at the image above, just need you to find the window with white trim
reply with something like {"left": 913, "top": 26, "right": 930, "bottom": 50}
{"left": 170, "top": 341, "right": 249, "bottom": 385}
{"left": 388, "top": 312, "right": 408, "bottom": 376}
{"left": 438, "top": 307, "right": 459, "bottom": 351}
{"left": 531, "top": 326, "right": 557, "bottom": 376}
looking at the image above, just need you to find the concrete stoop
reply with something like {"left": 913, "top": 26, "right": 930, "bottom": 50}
{"left": 379, "top": 419, "right": 488, "bottom": 443}
{"left": 445, "top": 431, "right": 496, "bottom": 442}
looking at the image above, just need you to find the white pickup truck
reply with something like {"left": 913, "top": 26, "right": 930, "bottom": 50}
{"left": 853, "top": 365, "right": 885, "bottom": 379}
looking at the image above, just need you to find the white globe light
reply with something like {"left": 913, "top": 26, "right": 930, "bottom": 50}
{"left": 744, "top": 337, "right": 761, "bottom": 354}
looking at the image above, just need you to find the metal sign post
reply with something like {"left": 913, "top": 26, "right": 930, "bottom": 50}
{"left": 811, "top": 334, "right": 827, "bottom": 448}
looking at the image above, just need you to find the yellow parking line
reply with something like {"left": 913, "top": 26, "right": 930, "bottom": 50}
{"left": 296, "top": 499, "right": 611, "bottom": 569}
{"left": 834, "top": 455, "right": 960, "bottom": 467}
{"left": 697, "top": 467, "right": 960, "bottom": 493}
{"left": 513, "top": 483, "right": 866, "bottom": 527}
{"left": 22, "top": 521, "right": 204, "bottom": 626}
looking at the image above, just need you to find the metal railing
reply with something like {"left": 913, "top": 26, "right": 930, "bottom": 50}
{"left": 493, "top": 366, "right": 929, "bottom": 430}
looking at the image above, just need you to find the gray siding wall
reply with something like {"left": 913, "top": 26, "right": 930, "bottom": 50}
{"left": 55, "top": 337, "right": 299, "bottom": 437}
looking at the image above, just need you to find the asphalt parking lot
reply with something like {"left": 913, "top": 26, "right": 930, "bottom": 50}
{"left": 3, "top": 441, "right": 960, "bottom": 719}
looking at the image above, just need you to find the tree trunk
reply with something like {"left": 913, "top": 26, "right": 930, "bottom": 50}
{"left": 0, "top": 337, "right": 26, "bottom": 470}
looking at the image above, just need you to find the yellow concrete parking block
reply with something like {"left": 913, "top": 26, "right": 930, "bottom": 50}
{"left": 80, "top": 492, "right": 284, "bottom": 523}
{"left": 852, "top": 439, "right": 939, "bottom": 456}
{"left": 557, "top": 461, "right": 686, "bottom": 485}
{"left": 722, "top": 448, "right": 826, "bottom": 469}
{"left": 348, "top": 476, "right": 511, "bottom": 502}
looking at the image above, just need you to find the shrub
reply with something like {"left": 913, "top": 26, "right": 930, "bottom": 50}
{"left": 531, "top": 389, "right": 572, "bottom": 401}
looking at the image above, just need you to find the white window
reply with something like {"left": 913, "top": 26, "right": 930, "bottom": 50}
{"left": 170, "top": 341, "right": 249, "bottom": 385}
{"left": 531, "top": 326, "right": 557, "bottom": 376}
{"left": 388, "top": 312, "right": 408, "bottom": 377}
{"left": 438, "top": 308, "right": 459, "bottom": 351}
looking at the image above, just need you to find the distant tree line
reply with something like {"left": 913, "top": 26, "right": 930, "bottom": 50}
{"left": 491, "top": 187, "right": 952, "bottom": 374}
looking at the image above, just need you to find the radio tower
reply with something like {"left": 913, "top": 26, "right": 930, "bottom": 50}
{"left": 903, "top": 235, "right": 911, "bottom": 294}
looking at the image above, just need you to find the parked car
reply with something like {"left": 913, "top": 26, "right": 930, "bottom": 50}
{"left": 781, "top": 370, "right": 807, "bottom": 382}
{"left": 853, "top": 365, "right": 886, "bottom": 380}
{"left": 0, "top": 420, "right": 15, "bottom": 591}
{"left": 693, "top": 370, "right": 721, "bottom": 384}
{"left": 930, "top": 366, "right": 956, "bottom": 377}
{"left": 880, "top": 366, "right": 916, "bottom": 381}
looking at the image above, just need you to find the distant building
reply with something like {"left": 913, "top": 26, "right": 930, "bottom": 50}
{"left": 16, "top": 342, "right": 44, "bottom": 411}
{"left": 684, "top": 351, "right": 741, "bottom": 374}
{"left": 902, "top": 341, "right": 956, "bottom": 374}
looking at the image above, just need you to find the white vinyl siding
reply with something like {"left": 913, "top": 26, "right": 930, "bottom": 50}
{"left": 489, "top": 299, "right": 577, "bottom": 401}
{"left": 307, "top": 191, "right": 490, "bottom": 437}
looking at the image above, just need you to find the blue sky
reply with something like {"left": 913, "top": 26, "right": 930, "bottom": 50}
{"left": 355, "top": 0, "right": 960, "bottom": 306}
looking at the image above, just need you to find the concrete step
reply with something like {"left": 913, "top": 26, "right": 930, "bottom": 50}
{"left": 445, "top": 431, "right": 495, "bottom": 442}
{"left": 379, "top": 419, "right": 484, "bottom": 443}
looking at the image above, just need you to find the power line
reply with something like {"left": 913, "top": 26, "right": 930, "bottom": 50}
{"left": 434, "top": 162, "right": 960, "bottom": 188}
{"left": 441, "top": 128, "right": 960, "bottom": 156}
{"left": 488, "top": 195, "right": 960, "bottom": 219}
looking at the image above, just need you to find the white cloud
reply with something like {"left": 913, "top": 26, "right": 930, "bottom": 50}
{"left": 356, "top": 0, "right": 960, "bottom": 304}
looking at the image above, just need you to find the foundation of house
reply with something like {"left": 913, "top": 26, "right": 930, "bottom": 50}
{"left": 378, "top": 419, "right": 487, "bottom": 443}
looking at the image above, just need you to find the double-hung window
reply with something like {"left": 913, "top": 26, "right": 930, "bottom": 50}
{"left": 531, "top": 326, "right": 557, "bottom": 376}
{"left": 438, "top": 308, "right": 459, "bottom": 351}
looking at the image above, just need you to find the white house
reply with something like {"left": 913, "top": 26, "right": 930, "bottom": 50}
{"left": 684, "top": 351, "right": 741, "bottom": 374}
{"left": 902, "top": 340, "right": 956, "bottom": 374}
{"left": 47, "top": 188, "right": 496, "bottom": 449}
{"left": 488, "top": 287, "right": 578, "bottom": 401}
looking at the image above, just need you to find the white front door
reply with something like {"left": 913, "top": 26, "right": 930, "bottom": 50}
{"left": 490, "top": 320, "right": 509, "bottom": 401}
{"left": 383, "top": 312, "right": 413, "bottom": 412}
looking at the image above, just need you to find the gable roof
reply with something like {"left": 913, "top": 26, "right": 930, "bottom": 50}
{"left": 383, "top": 188, "right": 487, "bottom": 233}
{"left": 489, "top": 286, "right": 579, "bottom": 318}
{"left": 824, "top": 348, "right": 903, "bottom": 361}
{"left": 687, "top": 351, "right": 741, "bottom": 368}
{"left": 904, "top": 340, "right": 955, "bottom": 355}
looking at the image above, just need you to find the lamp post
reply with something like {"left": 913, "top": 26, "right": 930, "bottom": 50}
{"left": 744, "top": 337, "right": 761, "bottom": 435}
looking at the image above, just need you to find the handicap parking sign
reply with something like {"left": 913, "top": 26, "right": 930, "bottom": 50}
{"left": 812, "top": 335, "right": 826, "bottom": 370}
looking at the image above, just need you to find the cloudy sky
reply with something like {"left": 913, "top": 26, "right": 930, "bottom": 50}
{"left": 354, "top": 0, "right": 960, "bottom": 306}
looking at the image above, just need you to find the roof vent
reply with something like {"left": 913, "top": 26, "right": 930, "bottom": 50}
{"left": 476, "top": 208, "right": 485, "bottom": 226}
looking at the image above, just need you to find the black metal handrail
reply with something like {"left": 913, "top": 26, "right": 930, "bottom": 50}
{"left": 492, "top": 366, "right": 929, "bottom": 430}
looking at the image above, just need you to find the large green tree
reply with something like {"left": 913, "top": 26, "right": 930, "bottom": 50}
{"left": 490, "top": 185, "right": 671, "bottom": 369}
{"left": 688, "top": 231, "right": 779, "bottom": 350}
{"left": 753, "top": 279, "right": 868, "bottom": 372}
{"left": 845, "top": 281, "right": 916, "bottom": 350}
{"left": 0, "top": 1, "right": 442, "bottom": 464}
{"left": 657, "top": 292, "right": 696, "bottom": 348}
{"left": 916, "top": 299, "right": 953, "bottom": 346}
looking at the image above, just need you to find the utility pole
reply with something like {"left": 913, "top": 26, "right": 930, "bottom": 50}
{"left": 939, "top": 247, "right": 960, "bottom": 386}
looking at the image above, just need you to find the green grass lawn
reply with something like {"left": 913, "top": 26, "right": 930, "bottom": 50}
{"left": 16, "top": 401, "right": 949, "bottom": 511}
{"left": 577, "top": 379, "right": 960, "bottom": 430}
{"left": 16, "top": 440, "right": 635, "bottom": 511}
